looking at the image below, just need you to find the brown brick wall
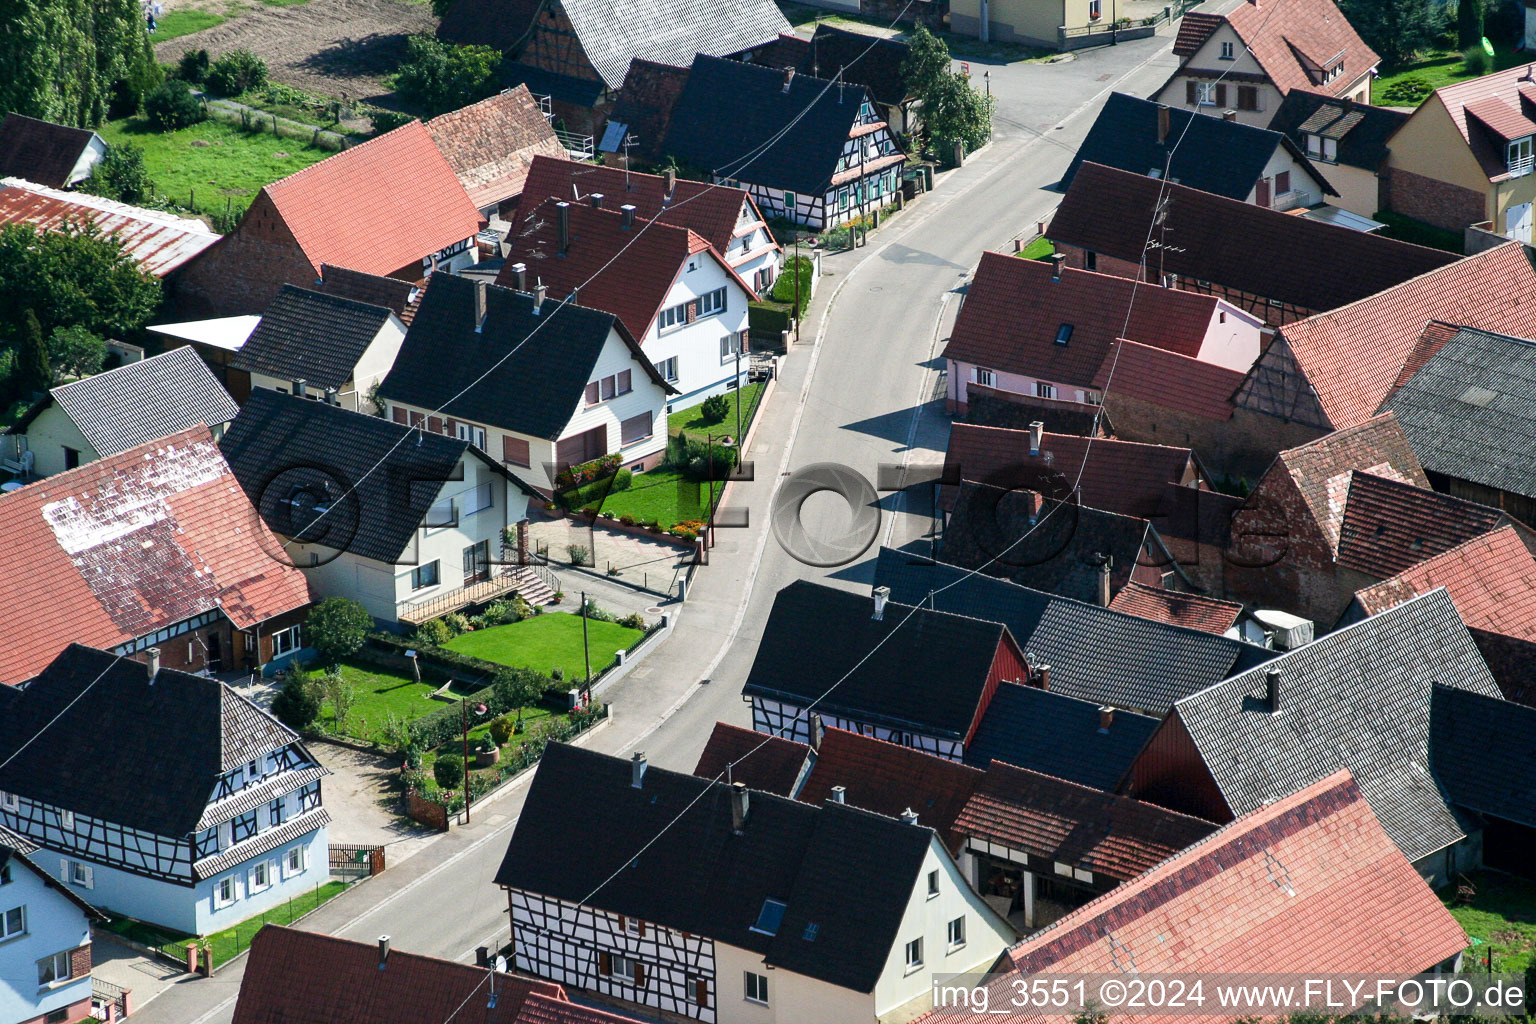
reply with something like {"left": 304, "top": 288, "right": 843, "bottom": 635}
{"left": 1052, "top": 242, "right": 1144, "bottom": 281}
{"left": 1384, "top": 167, "right": 1487, "bottom": 233}
{"left": 173, "top": 193, "right": 320, "bottom": 317}
{"left": 70, "top": 943, "right": 91, "bottom": 979}
{"left": 127, "top": 622, "right": 230, "bottom": 676}
{"left": 1223, "top": 469, "right": 1339, "bottom": 617}
{"left": 1101, "top": 395, "right": 1320, "bottom": 484}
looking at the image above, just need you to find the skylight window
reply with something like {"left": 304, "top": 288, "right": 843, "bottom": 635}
{"left": 1055, "top": 324, "right": 1074, "bottom": 345}
{"left": 802, "top": 922, "right": 819, "bottom": 941}
{"left": 751, "top": 899, "right": 787, "bottom": 936}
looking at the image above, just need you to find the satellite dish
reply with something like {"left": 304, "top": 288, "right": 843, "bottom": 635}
{"left": 494, "top": 955, "right": 508, "bottom": 973}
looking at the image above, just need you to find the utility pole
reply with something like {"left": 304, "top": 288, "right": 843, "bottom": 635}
{"left": 460, "top": 698, "right": 471, "bottom": 825}
{"left": 734, "top": 350, "right": 743, "bottom": 441}
{"left": 580, "top": 590, "right": 592, "bottom": 704}
{"left": 793, "top": 233, "right": 801, "bottom": 342}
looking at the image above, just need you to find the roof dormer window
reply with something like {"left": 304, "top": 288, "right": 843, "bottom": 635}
{"left": 1510, "top": 136, "right": 1534, "bottom": 177}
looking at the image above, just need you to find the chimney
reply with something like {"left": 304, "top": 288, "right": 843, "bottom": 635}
{"left": 809, "top": 712, "right": 826, "bottom": 752}
{"left": 1265, "top": 668, "right": 1282, "bottom": 713}
{"left": 1028, "top": 420, "right": 1044, "bottom": 456}
{"left": 900, "top": 807, "right": 919, "bottom": 825}
{"left": 476, "top": 946, "right": 490, "bottom": 967}
{"left": 1156, "top": 104, "right": 1170, "bottom": 144}
{"left": 620, "top": 203, "right": 636, "bottom": 230}
{"left": 730, "top": 782, "right": 750, "bottom": 833}
{"left": 324, "top": 386, "right": 338, "bottom": 406}
{"left": 1098, "top": 706, "right": 1115, "bottom": 733}
{"left": 556, "top": 201, "right": 571, "bottom": 254}
{"left": 146, "top": 647, "right": 160, "bottom": 683}
{"left": 512, "top": 261, "right": 527, "bottom": 291}
{"left": 473, "top": 279, "right": 488, "bottom": 329}
{"left": 631, "top": 750, "right": 647, "bottom": 788}
{"left": 1036, "top": 664, "right": 1051, "bottom": 691}
{"left": 1049, "top": 252, "right": 1066, "bottom": 282}
{"left": 533, "top": 282, "right": 547, "bottom": 315}
{"left": 1222, "top": 109, "right": 1237, "bottom": 122}
{"left": 293, "top": 378, "right": 308, "bottom": 399}
{"left": 590, "top": 192, "right": 605, "bottom": 210}
{"left": 872, "top": 585, "right": 890, "bottom": 620}
{"left": 782, "top": 67, "right": 795, "bottom": 93}
{"left": 663, "top": 167, "right": 676, "bottom": 200}
{"left": 1096, "top": 558, "right": 1112, "bottom": 608}
{"left": 1341, "top": 95, "right": 1353, "bottom": 112}
{"left": 378, "top": 935, "right": 391, "bottom": 968}
{"left": 830, "top": 785, "right": 846, "bottom": 804}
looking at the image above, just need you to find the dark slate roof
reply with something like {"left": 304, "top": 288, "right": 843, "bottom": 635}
{"left": 801, "top": 25, "right": 912, "bottom": 107}
{"left": 0, "top": 113, "right": 99, "bottom": 188}
{"left": 964, "top": 385, "right": 1107, "bottom": 436}
{"left": 607, "top": 59, "right": 692, "bottom": 163}
{"left": 741, "top": 580, "right": 1014, "bottom": 741}
{"left": 1062, "top": 93, "right": 1334, "bottom": 200}
{"left": 1380, "top": 326, "right": 1536, "bottom": 501}
{"left": 1168, "top": 589, "right": 1503, "bottom": 862}
{"left": 0, "top": 645, "right": 302, "bottom": 837}
{"left": 1430, "top": 684, "right": 1536, "bottom": 829}
{"left": 219, "top": 389, "right": 534, "bottom": 564}
{"left": 495, "top": 742, "right": 935, "bottom": 993}
{"left": 963, "top": 683, "right": 1160, "bottom": 788}
{"left": 873, "top": 548, "right": 1269, "bottom": 718}
{"left": 693, "top": 722, "right": 811, "bottom": 796}
{"left": 8, "top": 346, "right": 239, "bottom": 456}
{"left": 318, "top": 264, "right": 421, "bottom": 326}
{"left": 232, "top": 286, "right": 396, "bottom": 391}
{"left": 379, "top": 273, "right": 665, "bottom": 439}
{"left": 663, "top": 55, "right": 871, "bottom": 195}
{"left": 1268, "top": 90, "right": 1408, "bottom": 171}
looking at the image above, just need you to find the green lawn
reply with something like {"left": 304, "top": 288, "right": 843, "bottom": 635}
{"left": 596, "top": 466, "right": 722, "bottom": 529}
{"left": 95, "top": 116, "right": 334, "bottom": 220}
{"left": 1444, "top": 871, "right": 1536, "bottom": 973}
{"left": 318, "top": 660, "right": 446, "bottom": 744}
{"left": 1373, "top": 42, "right": 1526, "bottom": 105}
{"left": 444, "top": 614, "right": 643, "bottom": 682}
{"left": 670, "top": 382, "right": 765, "bottom": 438}
{"left": 1019, "top": 237, "right": 1054, "bottom": 260}
{"left": 1372, "top": 210, "right": 1465, "bottom": 254}
{"left": 151, "top": 9, "right": 226, "bottom": 40}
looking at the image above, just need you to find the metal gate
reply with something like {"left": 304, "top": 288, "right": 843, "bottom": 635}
{"left": 328, "top": 843, "right": 384, "bottom": 881}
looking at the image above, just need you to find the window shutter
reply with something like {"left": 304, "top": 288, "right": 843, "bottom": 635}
{"left": 392, "top": 407, "right": 408, "bottom": 424}
{"left": 599, "top": 951, "right": 611, "bottom": 975}
{"left": 81, "top": 865, "right": 93, "bottom": 889}
{"left": 617, "top": 915, "right": 626, "bottom": 932}
{"left": 740, "top": 329, "right": 750, "bottom": 352}
{"left": 503, "top": 435, "right": 530, "bottom": 467}
{"left": 695, "top": 979, "right": 709, "bottom": 1006}
{"left": 1214, "top": 83, "right": 1227, "bottom": 107}
{"left": 634, "top": 963, "right": 646, "bottom": 986}
{"left": 686, "top": 300, "right": 698, "bottom": 323}
{"left": 585, "top": 382, "right": 601, "bottom": 405}
{"left": 637, "top": 921, "right": 646, "bottom": 937}
{"left": 1186, "top": 80, "right": 1198, "bottom": 104}
{"left": 617, "top": 369, "right": 631, "bottom": 394}
{"left": 428, "top": 416, "right": 443, "bottom": 434}
{"left": 445, "top": 418, "right": 458, "bottom": 435}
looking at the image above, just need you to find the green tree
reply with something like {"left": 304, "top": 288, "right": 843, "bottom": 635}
{"left": 47, "top": 325, "right": 107, "bottom": 383}
{"left": 177, "top": 48, "right": 211, "bottom": 84}
{"left": 393, "top": 35, "right": 501, "bottom": 115}
{"left": 78, "top": 142, "right": 156, "bottom": 203}
{"left": 322, "top": 673, "right": 355, "bottom": 729}
{"left": 901, "top": 23, "right": 951, "bottom": 104}
{"left": 271, "top": 671, "right": 322, "bottom": 730}
{"left": 0, "top": 221, "right": 162, "bottom": 341}
{"left": 433, "top": 754, "right": 465, "bottom": 789}
{"left": 430, "top": 0, "right": 456, "bottom": 15}
{"left": 0, "top": 350, "right": 20, "bottom": 414}
{"left": 145, "top": 78, "right": 206, "bottom": 130}
{"left": 1337, "top": 0, "right": 1439, "bottom": 66}
{"left": 921, "top": 71, "right": 994, "bottom": 154}
{"left": 112, "top": 33, "right": 165, "bottom": 117}
{"left": 205, "top": 48, "right": 269, "bottom": 97}
{"left": 17, "top": 312, "right": 52, "bottom": 400}
{"left": 493, "top": 667, "right": 544, "bottom": 731}
{"left": 0, "top": 0, "right": 154, "bottom": 128}
{"left": 1457, "top": 0, "right": 1485, "bottom": 49}
{"left": 305, "top": 597, "right": 374, "bottom": 667}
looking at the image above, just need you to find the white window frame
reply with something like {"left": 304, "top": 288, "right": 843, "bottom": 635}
{"left": 905, "top": 937, "right": 924, "bottom": 971}
{"left": 214, "top": 874, "right": 238, "bottom": 908}
{"left": 460, "top": 481, "right": 493, "bottom": 517}
{"left": 37, "top": 950, "right": 71, "bottom": 987}
{"left": 1037, "top": 381, "right": 1058, "bottom": 399}
{"left": 654, "top": 356, "right": 679, "bottom": 382}
{"left": 609, "top": 952, "right": 637, "bottom": 979}
{"left": 455, "top": 422, "right": 487, "bottom": 449}
{"left": 744, "top": 970, "right": 769, "bottom": 1005}
{"left": 284, "top": 845, "right": 308, "bottom": 877}
{"left": 1196, "top": 82, "right": 1217, "bottom": 106}
{"left": 698, "top": 287, "right": 727, "bottom": 319}
{"left": 1088, "top": 0, "right": 1101, "bottom": 16}
{"left": 411, "top": 560, "right": 441, "bottom": 591}
{"left": 720, "top": 332, "right": 743, "bottom": 364}
{"left": 1220, "top": 40, "right": 1235, "bottom": 59}
{"left": 658, "top": 301, "right": 688, "bottom": 333}
{"left": 250, "top": 859, "right": 275, "bottom": 893}
{"left": 1, "top": 904, "right": 25, "bottom": 939}
{"left": 0, "top": 791, "right": 16, "bottom": 812}
{"left": 1510, "top": 136, "right": 1534, "bottom": 177}
{"left": 948, "top": 915, "right": 967, "bottom": 949}
{"left": 971, "top": 366, "right": 996, "bottom": 388}
{"left": 58, "top": 810, "right": 73, "bottom": 830}
{"left": 927, "top": 869, "right": 940, "bottom": 898}
{"left": 1305, "top": 132, "right": 1322, "bottom": 158}
{"left": 61, "top": 860, "right": 92, "bottom": 890}
{"left": 271, "top": 625, "right": 302, "bottom": 658}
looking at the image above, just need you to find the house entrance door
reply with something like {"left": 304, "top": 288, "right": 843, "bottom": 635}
{"left": 462, "top": 540, "right": 490, "bottom": 585}
{"left": 1507, "top": 202, "right": 1532, "bottom": 244}
{"left": 206, "top": 631, "right": 222, "bottom": 673}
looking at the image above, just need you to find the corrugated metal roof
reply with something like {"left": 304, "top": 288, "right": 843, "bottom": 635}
{"left": 0, "top": 177, "right": 219, "bottom": 276}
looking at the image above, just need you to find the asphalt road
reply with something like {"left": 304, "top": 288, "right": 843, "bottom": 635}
{"left": 136, "top": 31, "right": 1187, "bottom": 1024}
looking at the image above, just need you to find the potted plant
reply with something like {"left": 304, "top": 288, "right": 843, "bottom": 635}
{"left": 474, "top": 738, "right": 499, "bottom": 767}
{"left": 551, "top": 591, "right": 565, "bottom": 605}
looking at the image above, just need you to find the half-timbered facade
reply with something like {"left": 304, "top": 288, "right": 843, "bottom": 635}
{"left": 496, "top": 744, "right": 1016, "bottom": 1024}
{"left": 0, "top": 646, "right": 331, "bottom": 935}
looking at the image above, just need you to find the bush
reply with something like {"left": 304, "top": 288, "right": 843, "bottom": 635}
{"left": 1462, "top": 44, "right": 1490, "bottom": 75}
{"left": 433, "top": 755, "right": 464, "bottom": 789}
{"left": 613, "top": 468, "right": 633, "bottom": 492}
{"left": 618, "top": 612, "right": 646, "bottom": 631}
{"left": 1381, "top": 75, "right": 1433, "bottom": 105}
{"left": 144, "top": 79, "right": 205, "bottom": 131}
{"left": 567, "top": 544, "right": 589, "bottom": 565}
{"left": 368, "top": 107, "right": 414, "bottom": 134}
{"left": 206, "top": 48, "right": 268, "bottom": 97}
{"left": 177, "top": 48, "right": 211, "bottom": 84}
{"left": 271, "top": 672, "right": 322, "bottom": 730}
{"left": 771, "top": 255, "right": 814, "bottom": 314}
{"left": 748, "top": 301, "right": 793, "bottom": 336}
{"left": 442, "top": 612, "right": 469, "bottom": 636}
{"left": 511, "top": 594, "right": 533, "bottom": 621}
{"left": 79, "top": 143, "right": 155, "bottom": 204}
{"left": 581, "top": 599, "right": 614, "bottom": 622}
{"left": 700, "top": 393, "right": 730, "bottom": 424}
{"left": 306, "top": 597, "right": 373, "bottom": 666}
{"left": 393, "top": 35, "right": 500, "bottom": 115}
{"left": 489, "top": 716, "right": 514, "bottom": 745}
{"left": 414, "top": 618, "right": 454, "bottom": 647}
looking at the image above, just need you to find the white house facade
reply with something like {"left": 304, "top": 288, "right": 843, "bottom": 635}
{"left": 0, "top": 833, "right": 100, "bottom": 1024}
{"left": 246, "top": 315, "right": 407, "bottom": 414}
{"left": 641, "top": 250, "right": 754, "bottom": 411}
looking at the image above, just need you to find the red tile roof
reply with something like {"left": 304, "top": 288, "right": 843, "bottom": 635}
{"left": 1390, "top": 319, "right": 1461, "bottom": 394}
{"left": 1353, "top": 526, "right": 1536, "bottom": 642}
{"left": 232, "top": 925, "right": 644, "bottom": 1024}
{"left": 942, "top": 423, "right": 1199, "bottom": 518}
{"left": 991, "top": 770, "right": 1467, "bottom": 1021}
{"left": 1223, "top": 0, "right": 1381, "bottom": 98}
{"left": 1463, "top": 95, "right": 1536, "bottom": 142}
{"left": 516, "top": 155, "right": 768, "bottom": 259}
{"left": 796, "top": 728, "right": 985, "bottom": 846}
{"left": 1171, "top": 11, "right": 1223, "bottom": 56}
{"left": 955, "top": 761, "right": 1216, "bottom": 881}
{"left": 498, "top": 197, "right": 754, "bottom": 340}
{"left": 260, "top": 120, "right": 484, "bottom": 277}
{"left": 0, "top": 425, "right": 312, "bottom": 685}
{"left": 945, "top": 252, "right": 1221, "bottom": 388}
{"left": 1277, "top": 243, "right": 1536, "bottom": 428}
{"left": 425, "top": 87, "right": 566, "bottom": 209}
{"left": 1093, "top": 337, "right": 1243, "bottom": 421}
{"left": 1109, "top": 581, "right": 1244, "bottom": 634}
{"left": 1335, "top": 471, "right": 1510, "bottom": 578}
{"left": 692, "top": 721, "right": 811, "bottom": 795}
{"left": 1433, "top": 66, "right": 1536, "bottom": 180}
{"left": 0, "top": 180, "right": 220, "bottom": 277}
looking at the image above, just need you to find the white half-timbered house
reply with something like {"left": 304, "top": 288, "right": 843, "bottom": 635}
{"left": 495, "top": 744, "right": 1016, "bottom": 1024}
{"left": 740, "top": 581, "right": 1026, "bottom": 762}
{"left": 0, "top": 646, "right": 331, "bottom": 936}
{"left": 664, "top": 56, "right": 908, "bottom": 231}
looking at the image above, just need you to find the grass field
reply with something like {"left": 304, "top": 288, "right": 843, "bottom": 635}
{"left": 152, "top": 9, "right": 226, "bottom": 40}
{"left": 669, "top": 383, "right": 765, "bottom": 438}
{"left": 319, "top": 660, "right": 445, "bottom": 743}
{"left": 1444, "top": 871, "right": 1536, "bottom": 973}
{"left": 95, "top": 116, "right": 333, "bottom": 219}
{"left": 444, "top": 614, "right": 643, "bottom": 682}
{"left": 1373, "top": 42, "right": 1525, "bottom": 104}
{"left": 597, "top": 466, "right": 721, "bottom": 529}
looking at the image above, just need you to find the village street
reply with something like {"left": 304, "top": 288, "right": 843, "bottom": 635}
{"left": 135, "top": 28, "right": 1188, "bottom": 1024}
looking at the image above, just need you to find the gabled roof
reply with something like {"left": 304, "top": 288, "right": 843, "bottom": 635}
{"left": 0, "top": 113, "right": 100, "bottom": 188}
{"left": 1430, "top": 685, "right": 1536, "bottom": 829}
{"left": 606, "top": 59, "right": 692, "bottom": 163}
{"left": 1165, "top": 588, "right": 1502, "bottom": 861}
{"left": 516, "top": 154, "right": 765, "bottom": 258}
{"left": 798, "top": 24, "right": 913, "bottom": 107}
{"left": 873, "top": 548, "right": 1269, "bottom": 720}
{"left": 1002, "top": 772, "right": 1465, "bottom": 998}
{"left": 0, "top": 425, "right": 312, "bottom": 685}
{"left": 233, "top": 925, "right": 643, "bottom": 1024}
{"left": 381, "top": 273, "right": 668, "bottom": 439}
{"left": 8, "top": 346, "right": 239, "bottom": 456}
{"left": 1093, "top": 337, "right": 1244, "bottom": 421}
{"left": 664, "top": 55, "right": 887, "bottom": 196}
{"left": 495, "top": 743, "right": 938, "bottom": 994}
{"left": 424, "top": 86, "right": 566, "bottom": 209}
{"left": 0, "top": 645, "right": 308, "bottom": 836}
{"left": 743, "top": 580, "right": 1016, "bottom": 741}
{"left": 231, "top": 285, "right": 396, "bottom": 391}
{"left": 796, "top": 728, "right": 985, "bottom": 846}
{"left": 1427, "top": 66, "right": 1536, "bottom": 181}
{"left": 1063, "top": 93, "right": 1333, "bottom": 200}
{"left": 256, "top": 121, "right": 483, "bottom": 277}
{"left": 963, "top": 683, "right": 1161, "bottom": 789}
{"left": 498, "top": 197, "right": 752, "bottom": 340}
{"left": 1171, "top": 12, "right": 1224, "bottom": 56}
{"left": 1381, "top": 325, "right": 1536, "bottom": 500}
{"left": 963, "top": 385, "right": 1106, "bottom": 435}
{"left": 1274, "top": 243, "right": 1536, "bottom": 428}
{"left": 1268, "top": 90, "right": 1409, "bottom": 171}
{"left": 0, "top": 178, "right": 220, "bottom": 277}
{"left": 1108, "top": 581, "right": 1243, "bottom": 634}
{"left": 957, "top": 761, "right": 1216, "bottom": 881}
{"left": 0, "top": 824, "right": 106, "bottom": 921}
{"left": 945, "top": 252, "right": 1221, "bottom": 387}
{"left": 317, "top": 264, "right": 421, "bottom": 326}
{"left": 1049, "top": 164, "right": 1455, "bottom": 315}
{"left": 1334, "top": 470, "right": 1509, "bottom": 578}
{"left": 1353, "top": 527, "right": 1536, "bottom": 644}
{"left": 220, "top": 388, "right": 534, "bottom": 564}
{"left": 1214, "top": 0, "right": 1380, "bottom": 98}
{"left": 692, "top": 721, "right": 811, "bottom": 796}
